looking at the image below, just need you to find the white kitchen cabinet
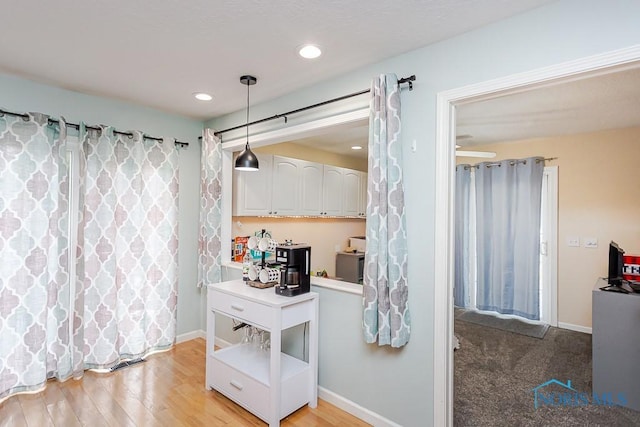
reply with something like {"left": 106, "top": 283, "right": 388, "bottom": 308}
{"left": 342, "top": 169, "right": 360, "bottom": 217}
{"left": 206, "top": 280, "right": 319, "bottom": 427}
{"left": 233, "top": 153, "right": 366, "bottom": 218}
{"left": 321, "top": 165, "right": 343, "bottom": 216}
{"left": 233, "top": 154, "right": 273, "bottom": 216}
{"left": 271, "top": 156, "right": 300, "bottom": 216}
{"left": 358, "top": 171, "right": 368, "bottom": 217}
{"left": 299, "top": 160, "right": 324, "bottom": 216}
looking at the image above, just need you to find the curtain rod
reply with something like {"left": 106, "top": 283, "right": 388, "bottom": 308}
{"left": 0, "top": 108, "right": 189, "bottom": 147}
{"left": 214, "top": 74, "right": 416, "bottom": 138}
{"left": 460, "top": 157, "right": 558, "bottom": 170}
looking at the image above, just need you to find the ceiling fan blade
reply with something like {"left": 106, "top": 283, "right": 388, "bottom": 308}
{"left": 455, "top": 150, "right": 497, "bottom": 158}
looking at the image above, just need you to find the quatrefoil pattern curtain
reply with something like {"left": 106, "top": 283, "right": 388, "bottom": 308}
{"left": 0, "top": 111, "right": 180, "bottom": 401}
{"left": 362, "top": 74, "right": 411, "bottom": 348}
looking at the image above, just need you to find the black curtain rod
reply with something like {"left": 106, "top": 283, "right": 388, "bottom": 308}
{"left": 214, "top": 74, "right": 416, "bottom": 138}
{"left": 0, "top": 109, "right": 189, "bottom": 147}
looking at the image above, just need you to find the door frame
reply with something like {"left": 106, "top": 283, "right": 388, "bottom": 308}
{"left": 433, "top": 45, "right": 640, "bottom": 426}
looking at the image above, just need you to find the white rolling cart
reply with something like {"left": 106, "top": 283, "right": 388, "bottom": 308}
{"left": 206, "top": 280, "right": 318, "bottom": 426}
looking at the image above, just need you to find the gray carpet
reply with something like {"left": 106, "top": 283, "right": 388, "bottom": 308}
{"left": 454, "top": 317, "right": 640, "bottom": 426}
{"left": 458, "top": 310, "right": 549, "bottom": 339}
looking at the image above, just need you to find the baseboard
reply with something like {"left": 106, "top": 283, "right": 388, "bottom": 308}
{"left": 558, "top": 322, "right": 592, "bottom": 334}
{"left": 176, "top": 329, "right": 206, "bottom": 343}
{"left": 318, "top": 386, "right": 401, "bottom": 427}
{"left": 214, "top": 337, "right": 233, "bottom": 348}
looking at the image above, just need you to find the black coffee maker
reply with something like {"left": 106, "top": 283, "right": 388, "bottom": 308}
{"left": 275, "top": 244, "right": 311, "bottom": 296}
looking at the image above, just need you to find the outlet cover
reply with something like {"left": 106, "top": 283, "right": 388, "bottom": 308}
{"left": 584, "top": 237, "right": 598, "bottom": 248}
{"left": 567, "top": 237, "right": 580, "bottom": 247}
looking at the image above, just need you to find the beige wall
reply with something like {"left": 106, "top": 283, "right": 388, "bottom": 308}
{"left": 232, "top": 217, "right": 366, "bottom": 278}
{"left": 255, "top": 142, "right": 367, "bottom": 171}
{"left": 457, "top": 127, "right": 640, "bottom": 329}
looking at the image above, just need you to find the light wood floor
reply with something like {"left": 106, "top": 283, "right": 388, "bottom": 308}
{"left": 0, "top": 338, "right": 369, "bottom": 426}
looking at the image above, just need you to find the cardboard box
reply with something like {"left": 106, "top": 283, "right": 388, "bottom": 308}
{"left": 234, "top": 236, "right": 249, "bottom": 262}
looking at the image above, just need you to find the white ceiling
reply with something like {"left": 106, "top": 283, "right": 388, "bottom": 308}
{"left": 0, "top": 0, "right": 554, "bottom": 120}
{"left": 456, "top": 66, "right": 640, "bottom": 147}
{"left": 290, "top": 64, "right": 640, "bottom": 158}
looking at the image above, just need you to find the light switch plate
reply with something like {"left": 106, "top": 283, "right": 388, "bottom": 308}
{"left": 584, "top": 237, "right": 598, "bottom": 248}
{"left": 567, "top": 237, "right": 580, "bottom": 247}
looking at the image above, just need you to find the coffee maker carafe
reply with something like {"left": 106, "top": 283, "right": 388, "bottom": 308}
{"left": 275, "top": 244, "right": 311, "bottom": 296}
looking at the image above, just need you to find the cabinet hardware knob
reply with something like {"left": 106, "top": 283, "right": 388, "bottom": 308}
{"left": 230, "top": 304, "right": 244, "bottom": 312}
{"left": 274, "top": 211, "right": 277, "bottom": 214}
{"left": 230, "top": 380, "right": 244, "bottom": 391}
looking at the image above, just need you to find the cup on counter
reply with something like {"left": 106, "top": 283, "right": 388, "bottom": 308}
{"left": 247, "top": 235, "right": 260, "bottom": 250}
{"left": 259, "top": 267, "right": 280, "bottom": 284}
{"left": 248, "top": 264, "right": 261, "bottom": 281}
{"left": 258, "top": 238, "right": 278, "bottom": 253}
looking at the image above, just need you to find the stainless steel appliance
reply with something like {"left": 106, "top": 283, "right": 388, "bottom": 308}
{"left": 275, "top": 244, "right": 311, "bottom": 296}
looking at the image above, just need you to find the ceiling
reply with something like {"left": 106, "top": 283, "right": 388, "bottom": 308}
{"left": 0, "top": 0, "right": 554, "bottom": 120}
{"left": 288, "top": 64, "right": 640, "bottom": 158}
{"left": 456, "top": 65, "right": 640, "bottom": 147}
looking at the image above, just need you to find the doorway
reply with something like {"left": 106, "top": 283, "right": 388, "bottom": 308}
{"left": 433, "top": 46, "right": 640, "bottom": 425}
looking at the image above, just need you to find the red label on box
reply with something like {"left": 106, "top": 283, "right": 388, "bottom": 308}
{"left": 623, "top": 255, "right": 640, "bottom": 280}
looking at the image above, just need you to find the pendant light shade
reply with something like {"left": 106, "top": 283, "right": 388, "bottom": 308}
{"left": 235, "top": 75, "right": 259, "bottom": 171}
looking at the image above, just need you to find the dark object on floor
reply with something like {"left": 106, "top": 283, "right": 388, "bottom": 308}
{"left": 457, "top": 310, "right": 549, "bottom": 339}
{"left": 110, "top": 358, "right": 145, "bottom": 372}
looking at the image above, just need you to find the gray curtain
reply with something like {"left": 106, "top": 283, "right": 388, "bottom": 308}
{"left": 454, "top": 165, "right": 472, "bottom": 308}
{"left": 362, "top": 74, "right": 410, "bottom": 348}
{"left": 475, "top": 157, "right": 544, "bottom": 320}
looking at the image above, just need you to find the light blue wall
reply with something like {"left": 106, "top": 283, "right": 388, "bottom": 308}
{"left": 0, "top": 74, "right": 204, "bottom": 336}
{"left": 208, "top": 1, "right": 640, "bottom": 425}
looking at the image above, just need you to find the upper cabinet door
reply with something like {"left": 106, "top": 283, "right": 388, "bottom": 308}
{"left": 322, "top": 165, "right": 343, "bottom": 216}
{"left": 299, "top": 160, "right": 324, "bottom": 216}
{"left": 271, "top": 156, "right": 300, "bottom": 215}
{"left": 233, "top": 154, "right": 273, "bottom": 216}
{"left": 342, "top": 169, "right": 360, "bottom": 217}
{"left": 358, "top": 171, "right": 368, "bottom": 218}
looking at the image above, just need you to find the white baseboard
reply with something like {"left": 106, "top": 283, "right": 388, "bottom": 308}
{"left": 214, "top": 337, "right": 233, "bottom": 349}
{"left": 318, "top": 386, "right": 401, "bottom": 427}
{"left": 558, "top": 322, "right": 592, "bottom": 334}
{"left": 176, "top": 329, "right": 206, "bottom": 343}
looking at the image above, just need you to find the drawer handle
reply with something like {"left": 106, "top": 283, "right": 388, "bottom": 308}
{"left": 230, "top": 303, "right": 245, "bottom": 312}
{"left": 230, "top": 380, "right": 244, "bottom": 391}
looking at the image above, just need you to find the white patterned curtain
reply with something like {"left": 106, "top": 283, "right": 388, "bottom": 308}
{"left": 81, "top": 127, "right": 179, "bottom": 367}
{"left": 0, "top": 113, "right": 80, "bottom": 399}
{"left": 197, "top": 129, "right": 223, "bottom": 287}
{"left": 362, "top": 74, "right": 411, "bottom": 348}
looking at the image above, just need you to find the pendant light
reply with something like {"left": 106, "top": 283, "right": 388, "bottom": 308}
{"left": 234, "top": 75, "right": 259, "bottom": 171}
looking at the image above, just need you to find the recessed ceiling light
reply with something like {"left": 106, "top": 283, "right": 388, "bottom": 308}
{"left": 194, "top": 92, "right": 213, "bottom": 101}
{"left": 298, "top": 44, "right": 322, "bottom": 59}
{"left": 351, "top": 145, "right": 362, "bottom": 150}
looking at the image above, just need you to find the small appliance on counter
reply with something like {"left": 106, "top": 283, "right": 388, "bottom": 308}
{"left": 275, "top": 244, "right": 311, "bottom": 297}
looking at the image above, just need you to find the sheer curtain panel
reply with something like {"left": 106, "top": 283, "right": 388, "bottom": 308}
{"left": 454, "top": 165, "right": 472, "bottom": 308}
{"left": 197, "top": 129, "right": 223, "bottom": 287}
{"left": 475, "top": 157, "right": 544, "bottom": 320}
{"left": 362, "top": 74, "right": 411, "bottom": 348}
{"left": 81, "top": 127, "right": 179, "bottom": 368}
{"left": 0, "top": 114, "right": 79, "bottom": 400}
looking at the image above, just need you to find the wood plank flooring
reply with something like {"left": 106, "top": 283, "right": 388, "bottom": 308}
{"left": 0, "top": 339, "right": 370, "bottom": 426}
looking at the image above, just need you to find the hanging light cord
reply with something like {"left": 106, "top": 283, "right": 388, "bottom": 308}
{"left": 245, "top": 78, "right": 250, "bottom": 148}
